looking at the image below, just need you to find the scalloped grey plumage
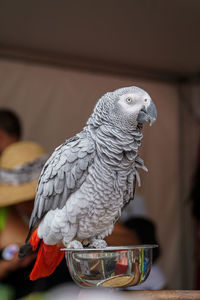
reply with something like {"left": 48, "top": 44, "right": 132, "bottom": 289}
{"left": 29, "top": 86, "right": 157, "bottom": 247}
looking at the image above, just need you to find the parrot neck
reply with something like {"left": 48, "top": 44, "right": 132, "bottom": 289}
{"left": 86, "top": 124, "right": 143, "bottom": 168}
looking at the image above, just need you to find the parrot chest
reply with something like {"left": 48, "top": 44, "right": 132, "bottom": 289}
{"left": 39, "top": 154, "right": 135, "bottom": 243}
{"left": 75, "top": 163, "right": 133, "bottom": 239}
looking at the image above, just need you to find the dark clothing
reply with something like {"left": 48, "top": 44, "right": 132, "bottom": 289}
{"left": 2, "top": 258, "right": 73, "bottom": 299}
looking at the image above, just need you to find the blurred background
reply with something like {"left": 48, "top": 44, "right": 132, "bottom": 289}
{"left": 0, "top": 0, "right": 200, "bottom": 291}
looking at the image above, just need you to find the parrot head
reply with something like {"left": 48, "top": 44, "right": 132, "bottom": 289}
{"left": 90, "top": 86, "right": 157, "bottom": 132}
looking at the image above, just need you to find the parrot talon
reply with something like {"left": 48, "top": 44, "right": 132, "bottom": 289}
{"left": 66, "top": 240, "right": 83, "bottom": 249}
{"left": 88, "top": 238, "right": 107, "bottom": 249}
{"left": 82, "top": 239, "right": 89, "bottom": 246}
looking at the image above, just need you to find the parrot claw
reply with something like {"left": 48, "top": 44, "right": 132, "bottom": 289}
{"left": 67, "top": 240, "right": 83, "bottom": 249}
{"left": 88, "top": 238, "right": 107, "bottom": 249}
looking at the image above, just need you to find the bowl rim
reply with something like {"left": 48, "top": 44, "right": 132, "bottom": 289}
{"left": 61, "top": 244, "right": 158, "bottom": 252}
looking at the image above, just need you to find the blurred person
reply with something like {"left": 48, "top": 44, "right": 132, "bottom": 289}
{"left": 106, "top": 217, "right": 166, "bottom": 290}
{"left": 0, "top": 109, "right": 22, "bottom": 154}
{"left": 0, "top": 141, "right": 47, "bottom": 298}
{"left": 120, "top": 193, "right": 148, "bottom": 222}
{"left": 124, "top": 217, "right": 166, "bottom": 290}
{"left": 0, "top": 141, "right": 74, "bottom": 300}
{"left": 105, "top": 221, "right": 140, "bottom": 246}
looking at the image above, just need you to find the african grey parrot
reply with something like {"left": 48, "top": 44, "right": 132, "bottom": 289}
{"left": 20, "top": 86, "right": 157, "bottom": 280}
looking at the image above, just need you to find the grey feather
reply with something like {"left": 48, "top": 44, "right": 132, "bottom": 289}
{"left": 43, "top": 182, "right": 50, "bottom": 197}
{"left": 54, "top": 176, "right": 65, "bottom": 194}
{"left": 38, "top": 196, "right": 45, "bottom": 219}
{"left": 78, "top": 158, "right": 89, "bottom": 171}
{"left": 66, "top": 172, "right": 76, "bottom": 190}
{"left": 66, "top": 151, "right": 78, "bottom": 163}
{"left": 78, "top": 150, "right": 88, "bottom": 159}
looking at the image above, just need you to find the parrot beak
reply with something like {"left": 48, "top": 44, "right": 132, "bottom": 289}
{"left": 146, "top": 100, "right": 157, "bottom": 126}
{"left": 137, "top": 100, "right": 157, "bottom": 126}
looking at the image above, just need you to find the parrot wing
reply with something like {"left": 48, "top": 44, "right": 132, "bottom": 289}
{"left": 29, "top": 131, "right": 95, "bottom": 230}
{"left": 122, "top": 171, "right": 136, "bottom": 208}
{"left": 122, "top": 155, "right": 147, "bottom": 209}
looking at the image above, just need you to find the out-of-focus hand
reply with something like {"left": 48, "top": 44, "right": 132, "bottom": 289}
{"left": 0, "top": 244, "right": 36, "bottom": 279}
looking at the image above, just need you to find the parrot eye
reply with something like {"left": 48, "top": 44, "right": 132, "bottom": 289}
{"left": 126, "top": 97, "right": 132, "bottom": 103}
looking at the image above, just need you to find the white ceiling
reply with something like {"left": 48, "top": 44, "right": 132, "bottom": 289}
{"left": 0, "top": 0, "right": 200, "bottom": 81}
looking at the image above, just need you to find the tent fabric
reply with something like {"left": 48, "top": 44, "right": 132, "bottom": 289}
{"left": 0, "top": 58, "right": 199, "bottom": 289}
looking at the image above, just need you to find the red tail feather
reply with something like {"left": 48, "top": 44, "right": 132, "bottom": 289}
{"left": 29, "top": 229, "right": 64, "bottom": 281}
{"left": 30, "top": 228, "right": 41, "bottom": 251}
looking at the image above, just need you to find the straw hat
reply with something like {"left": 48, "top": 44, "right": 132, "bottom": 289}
{"left": 0, "top": 141, "right": 48, "bottom": 207}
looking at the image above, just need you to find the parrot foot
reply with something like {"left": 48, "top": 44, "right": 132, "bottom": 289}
{"left": 88, "top": 238, "right": 107, "bottom": 249}
{"left": 67, "top": 240, "right": 83, "bottom": 249}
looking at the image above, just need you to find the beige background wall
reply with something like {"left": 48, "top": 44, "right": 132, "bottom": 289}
{"left": 0, "top": 58, "right": 198, "bottom": 289}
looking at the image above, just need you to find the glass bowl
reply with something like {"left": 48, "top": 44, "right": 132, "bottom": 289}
{"left": 62, "top": 245, "right": 157, "bottom": 288}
